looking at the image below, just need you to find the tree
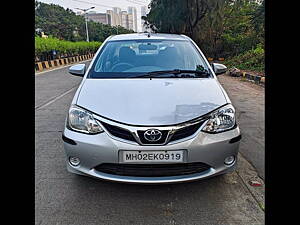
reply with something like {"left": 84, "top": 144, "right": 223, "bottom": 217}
{"left": 143, "top": 0, "right": 264, "bottom": 58}
{"left": 195, "top": 0, "right": 228, "bottom": 58}
{"left": 251, "top": 0, "right": 265, "bottom": 45}
{"left": 35, "top": 1, "right": 134, "bottom": 42}
{"left": 143, "top": 0, "right": 218, "bottom": 39}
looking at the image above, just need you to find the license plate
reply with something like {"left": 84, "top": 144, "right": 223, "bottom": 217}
{"left": 120, "top": 150, "right": 184, "bottom": 163}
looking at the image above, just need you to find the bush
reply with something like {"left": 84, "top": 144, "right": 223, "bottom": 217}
{"left": 223, "top": 44, "right": 264, "bottom": 73}
{"left": 35, "top": 36, "right": 101, "bottom": 61}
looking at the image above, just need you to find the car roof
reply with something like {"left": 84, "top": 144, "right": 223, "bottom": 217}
{"left": 108, "top": 33, "right": 190, "bottom": 41}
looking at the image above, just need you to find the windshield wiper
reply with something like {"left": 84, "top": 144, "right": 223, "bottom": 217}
{"left": 133, "top": 69, "right": 211, "bottom": 78}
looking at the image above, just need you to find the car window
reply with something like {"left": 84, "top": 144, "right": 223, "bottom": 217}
{"left": 89, "top": 39, "right": 209, "bottom": 78}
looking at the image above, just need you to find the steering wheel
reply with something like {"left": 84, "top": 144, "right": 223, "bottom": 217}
{"left": 111, "top": 62, "right": 135, "bottom": 72}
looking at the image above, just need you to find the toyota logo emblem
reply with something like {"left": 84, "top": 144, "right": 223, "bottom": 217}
{"left": 144, "top": 129, "right": 162, "bottom": 142}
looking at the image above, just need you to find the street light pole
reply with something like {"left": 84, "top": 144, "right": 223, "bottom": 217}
{"left": 85, "top": 14, "right": 89, "bottom": 42}
{"left": 75, "top": 7, "right": 95, "bottom": 42}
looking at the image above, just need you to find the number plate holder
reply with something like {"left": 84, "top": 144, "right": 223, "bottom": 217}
{"left": 119, "top": 150, "right": 187, "bottom": 163}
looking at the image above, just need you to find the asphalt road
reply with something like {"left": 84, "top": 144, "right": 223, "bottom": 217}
{"left": 35, "top": 63, "right": 264, "bottom": 225}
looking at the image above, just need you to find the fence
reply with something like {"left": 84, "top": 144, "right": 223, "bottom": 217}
{"left": 35, "top": 53, "right": 95, "bottom": 73}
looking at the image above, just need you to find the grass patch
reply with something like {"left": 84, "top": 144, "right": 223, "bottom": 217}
{"left": 223, "top": 44, "right": 264, "bottom": 74}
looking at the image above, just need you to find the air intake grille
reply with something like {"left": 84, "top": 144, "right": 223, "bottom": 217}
{"left": 100, "top": 122, "right": 136, "bottom": 143}
{"left": 94, "top": 162, "right": 211, "bottom": 177}
{"left": 169, "top": 121, "right": 205, "bottom": 143}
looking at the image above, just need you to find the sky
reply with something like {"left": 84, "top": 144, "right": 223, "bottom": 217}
{"left": 38, "top": 0, "right": 151, "bottom": 32}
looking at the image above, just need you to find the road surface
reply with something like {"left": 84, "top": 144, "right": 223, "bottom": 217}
{"left": 35, "top": 63, "right": 265, "bottom": 225}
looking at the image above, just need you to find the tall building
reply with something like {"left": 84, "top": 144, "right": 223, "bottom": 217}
{"left": 86, "top": 13, "right": 111, "bottom": 25}
{"left": 128, "top": 7, "right": 137, "bottom": 32}
{"left": 121, "top": 11, "right": 128, "bottom": 29}
{"left": 76, "top": 6, "right": 138, "bottom": 31}
{"left": 113, "top": 7, "right": 121, "bottom": 14}
{"left": 112, "top": 7, "right": 121, "bottom": 26}
{"left": 106, "top": 10, "right": 115, "bottom": 25}
{"left": 119, "top": 11, "right": 134, "bottom": 31}
{"left": 127, "top": 14, "right": 134, "bottom": 31}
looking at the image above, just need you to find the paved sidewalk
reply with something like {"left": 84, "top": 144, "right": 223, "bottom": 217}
{"left": 218, "top": 74, "right": 265, "bottom": 180}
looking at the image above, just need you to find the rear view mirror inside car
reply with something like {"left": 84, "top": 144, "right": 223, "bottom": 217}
{"left": 138, "top": 44, "right": 158, "bottom": 50}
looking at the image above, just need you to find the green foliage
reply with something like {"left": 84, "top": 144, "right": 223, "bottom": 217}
{"left": 196, "top": 0, "right": 263, "bottom": 58}
{"left": 223, "top": 44, "right": 265, "bottom": 73}
{"left": 143, "top": 0, "right": 264, "bottom": 71}
{"left": 144, "top": 0, "right": 213, "bottom": 35}
{"left": 35, "top": 1, "right": 134, "bottom": 42}
{"left": 35, "top": 36, "right": 101, "bottom": 60}
{"left": 250, "top": 0, "right": 265, "bottom": 45}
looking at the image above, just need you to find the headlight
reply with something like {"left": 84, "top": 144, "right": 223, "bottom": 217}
{"left": 67, "top": 105, "right": 103, "bottom": 134}
{"left": 202, "top": 104, "right": 236, "bottom": 133}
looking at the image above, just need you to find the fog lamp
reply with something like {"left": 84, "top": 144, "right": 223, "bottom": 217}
{"left": 224, "top": 156, "right": 235, "bottom": 165}
{"left": 69, "top": 156, "right": 80, "bottom": 166}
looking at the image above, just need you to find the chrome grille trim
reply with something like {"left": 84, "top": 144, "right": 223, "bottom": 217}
{"left": 93, "top": 114, "right": 208, "bottom": 145}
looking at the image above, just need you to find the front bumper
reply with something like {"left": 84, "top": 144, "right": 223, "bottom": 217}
{"left": 63, "top": 126, "right": 241, "bottom": 184}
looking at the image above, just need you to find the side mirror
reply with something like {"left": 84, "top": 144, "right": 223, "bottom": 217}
{"left": 69, "top": 64, "right": 86, "bottom": 76}
{"left": 212, "top": 63, "right": 227, "bottom": 75}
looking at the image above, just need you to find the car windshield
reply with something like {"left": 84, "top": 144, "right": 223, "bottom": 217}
{"left": 88, "top": 39, "right": 211, "bottom": 78}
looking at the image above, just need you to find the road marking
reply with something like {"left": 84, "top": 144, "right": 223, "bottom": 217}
{"left": 35, "top": 86, "right": 77, "bottom": 110}
{"left": 35, "top": 59, "right": 92, "bottom": 76}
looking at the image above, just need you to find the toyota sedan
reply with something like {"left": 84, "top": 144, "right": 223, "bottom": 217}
{"left": 62, "top": 33, "right": 241, "bottom": 184}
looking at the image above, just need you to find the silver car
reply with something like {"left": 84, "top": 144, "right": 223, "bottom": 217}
{"left": 62, "top": 33, "right": 241, "bottom": 184}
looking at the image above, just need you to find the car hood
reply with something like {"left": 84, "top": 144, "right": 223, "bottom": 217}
{"left": 76, "top": 78, "right": 228, "bottom": 126}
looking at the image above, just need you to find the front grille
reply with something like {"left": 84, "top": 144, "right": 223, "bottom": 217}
{"left": 169, "top": 121, "right": 205, "bottom": 143}
{"left": 100, "top": 122, "right": 136, "bottom": 143}
{"left": 94, "top": 162, "right": 211, "bottom": 177}
{"left": 100, "top": 120, "right": 206, "bottom": 145}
